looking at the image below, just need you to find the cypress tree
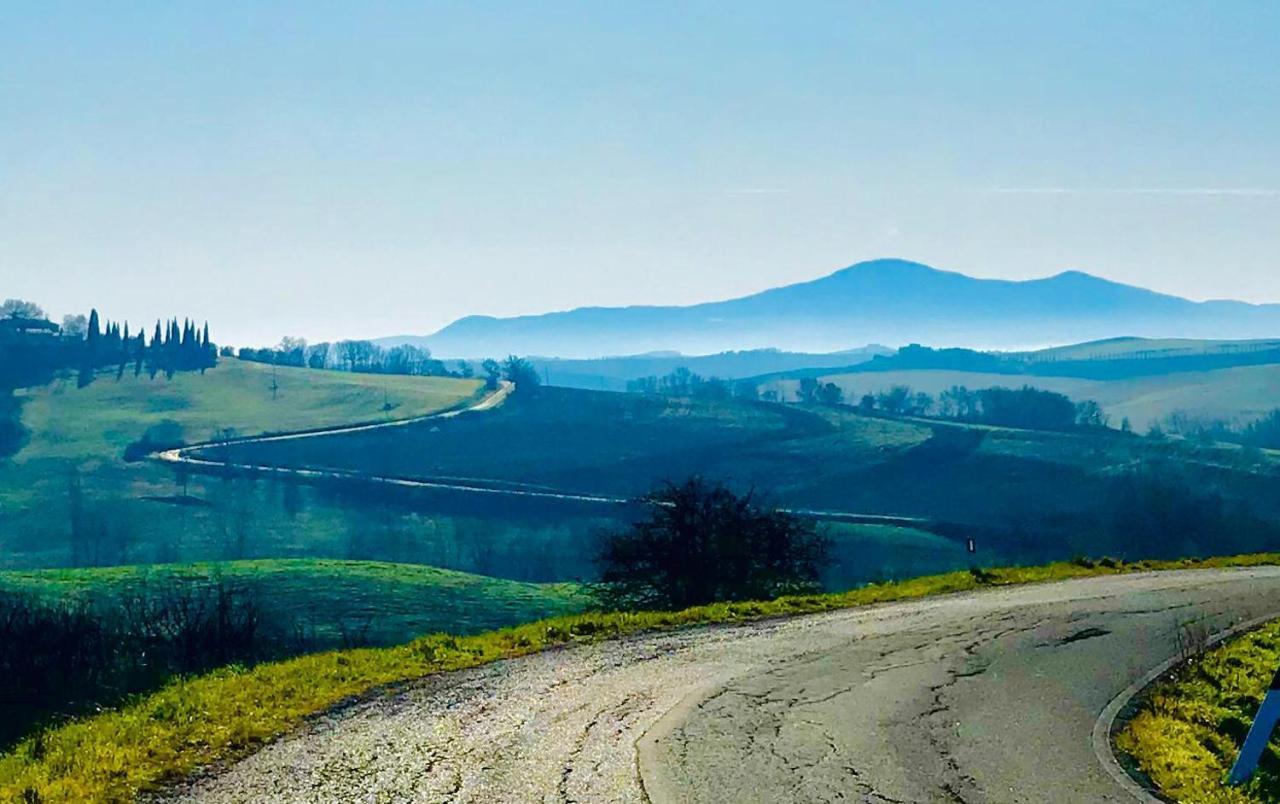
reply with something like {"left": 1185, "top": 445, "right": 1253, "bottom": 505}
{"left": 134, "top": 331, "right": 146, "bottom": 377}
{"left": 149, "top": 320, "right": 163, "bottom": 379}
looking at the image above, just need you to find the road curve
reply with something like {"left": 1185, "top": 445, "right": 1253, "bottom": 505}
{"left": 150, "top": 381, "right": 932, "bottom": 528}
{"left": 166, "top": 567, "right": 1280, "bottom": 804}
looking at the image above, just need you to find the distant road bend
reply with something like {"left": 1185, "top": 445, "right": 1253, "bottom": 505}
{"left": 169, "top": 567, "right": 1280, "bottom": 803}
{"left": 150, "top": 381, "right": 930, "bottom": 528}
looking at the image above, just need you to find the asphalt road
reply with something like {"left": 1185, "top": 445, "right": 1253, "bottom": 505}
{"left": 168, "top": 567, "right": 1280, "bottom": 804}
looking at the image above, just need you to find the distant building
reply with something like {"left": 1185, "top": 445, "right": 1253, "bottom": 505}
{"left": 0, "top": 317, "right": 61, "bottom": 343}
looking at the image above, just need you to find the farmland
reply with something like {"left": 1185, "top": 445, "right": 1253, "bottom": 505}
{"left": 192, "top": 385, "right": 1280, "bottom": 567}
{"left": 0, "top": 362, "right": 483, "bottom": 569}
{"left": 765, "top": 362, "right": 1280, "bottom": 432}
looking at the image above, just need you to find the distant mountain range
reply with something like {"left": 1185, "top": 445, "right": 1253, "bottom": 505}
{"left": 383, "top": 259, "right": 1280, "bottom": 359}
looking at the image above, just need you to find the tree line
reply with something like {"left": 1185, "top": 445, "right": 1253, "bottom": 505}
{"left": 622, "top": 364, "right": 1110, "bottom": 433}
{"left": 235, "top": 338, "right": 548, "bottom": 395}
{"left": 1159, "top": 408, "right": 1280, "bottom": 451}
{"left": 1, "top": 299, "right": 217, "bottom": 459}
{"left": 625, "top": 367, "right": 768, "bottom": 402}
{"left": 236, "top": 337, "right": 477, "bottom": 379}
{"left": 2, "top": 299, "right": 216, "bottom": 387}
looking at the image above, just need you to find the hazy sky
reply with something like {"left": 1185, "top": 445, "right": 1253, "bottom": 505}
{"left": 2, "top": 2, "right": 1278, "bottom": 346}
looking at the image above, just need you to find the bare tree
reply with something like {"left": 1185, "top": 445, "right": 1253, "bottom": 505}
{"left": 0, "top": 299, "right": 45, "bottom": 320}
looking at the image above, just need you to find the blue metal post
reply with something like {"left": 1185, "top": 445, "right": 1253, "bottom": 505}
{"left": 1228, "top": 668, "right": 1280, "bottom": 785}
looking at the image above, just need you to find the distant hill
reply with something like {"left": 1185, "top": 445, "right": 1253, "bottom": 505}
{"left": 530, "top": 346, "right": 891, "bottom": 391}
{"left": 386, "top": 259, "right": 1280, "bottom": 359}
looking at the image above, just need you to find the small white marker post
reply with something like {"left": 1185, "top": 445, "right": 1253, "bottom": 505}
{"left": 1227, "top": 668, "right": 1280, "bottom": 785}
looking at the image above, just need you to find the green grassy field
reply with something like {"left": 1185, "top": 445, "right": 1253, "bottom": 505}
{"left": 6, "top": 552, "right": 1280, "bottom": 803}
{"left": 0, "top": 362, "right": 483, "bottom": 570}
{"left": 1117, "top": 618, "right": 1280, "bottom": 803}
{"left": 14, "top": 359, "right": 483, "bottom": 460}
{"left": 0, "top": 559, "right": 589, "bottom": 645}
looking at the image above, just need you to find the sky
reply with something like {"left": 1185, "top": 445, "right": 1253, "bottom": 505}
{"left": 2, "top": 1, "right": 1278, "bottom": 347}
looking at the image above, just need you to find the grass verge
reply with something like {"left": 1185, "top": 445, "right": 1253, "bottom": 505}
{"left": 5, "top": 552, "right": 1280, "bottom": 803}
{"left": 1116, "top": 619, "right": 1280, "bottom": 803}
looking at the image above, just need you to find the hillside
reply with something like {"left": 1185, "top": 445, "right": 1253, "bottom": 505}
{"left": 194, "top": 386, "right": 1280, "bottom": 565}
{"left": 528, "top": 346, "right": 890, "bottom": 391}
{"left": 766, "top": 362, "right": 1280, "bottom": 431}
{"left": 0, "top": 363, "right": 484, "bottom": 569}
{"left": 14, "top": 359, "right": 483, "bottom": 460}
{"left": 399, "top": 259, "right": 1280, "bottom": 358}
{"left": 0, "top": 559, "right": 588, "bottom": 646}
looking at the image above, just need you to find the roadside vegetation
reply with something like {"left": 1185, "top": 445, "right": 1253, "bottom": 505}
{"left": 596, "top": 478, "right": 829, "bottom": 609}
{"left": 5, "top": 552, "right": 1280, "bottom": 802}
{"left": 1117, "top": 618, "right": 1280, "bottom": 803}
{"left": 0, "top": 560, "right": 586, "bottom": 748}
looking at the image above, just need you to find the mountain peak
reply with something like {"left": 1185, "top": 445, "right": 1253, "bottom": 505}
{"left": 1046, "top": 269, "right": 1107, "bottom": 282}
{"left": 832, "top": 258, "right": 948, "bottom": 277}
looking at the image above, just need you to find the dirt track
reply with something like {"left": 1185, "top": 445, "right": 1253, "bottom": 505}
{"left": 165, "top": 567, "right": 1280, "bottom": 803}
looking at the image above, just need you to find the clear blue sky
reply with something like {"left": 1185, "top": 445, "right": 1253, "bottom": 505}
{"left": 2, "top": 1, "right": 1277, "bottom": 346}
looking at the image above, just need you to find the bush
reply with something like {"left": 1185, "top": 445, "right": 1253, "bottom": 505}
{"left": 122, "top": 419, "right": 186, "bottom": 462}
{"left": 0, "top": 582, "right": 265, "bottom": 749}
{"left": 595, "top": 477, "right": 830, "bottom": 610}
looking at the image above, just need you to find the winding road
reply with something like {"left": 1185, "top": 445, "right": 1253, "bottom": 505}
{"left": 165, "top": 567, "right": 1280, "bottom": 803}
{"left": 151, "top": 381, "right": 933, "bottom": 528}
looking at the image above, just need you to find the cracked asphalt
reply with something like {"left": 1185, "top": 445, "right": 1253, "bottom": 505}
{"left": 168, "top": 567, "right": 1280, "bottom": 803}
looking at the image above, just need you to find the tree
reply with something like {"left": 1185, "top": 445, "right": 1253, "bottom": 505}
{"left": 815, "top": 382, "right": 844, "bottom": 406}
{"left": 732, "top": 380, "right": 759, "bottom": 400}
{"left": 796, "top": 377, "right": 819, "bottom": 403}
{"left": 596, "top": 478, "right": 829, "bottom": 610}
{"left": 1075, "top": 400, "right": 1110, "bottom": 429}
{"left": 911, "top": 392, "right": 934, "bottom": 416}
{"left": 61, "top": 314, "right": 88, "bottom": 338}
{"left": 876, "top": 385, "right": 912, "bottom": 415}
{"left": 501, "top": 355, "right": 540, "bottom": 390}
{"left": 306, "top": 342, "right": 331, "bottom": 369}
{"left": 859, "top": 393, "right": 876, "bottom": 413}
{"left": 385, "top": 344, "right": 430, "bottom": 376}
{"left": 0, "top": 299, "right": 45, "bottom": 320}
{"left": 481, "top": 359, "right": 502, "bottom": 390}
{"left": 337, "top": 340, "right": 377, "bottom": 372}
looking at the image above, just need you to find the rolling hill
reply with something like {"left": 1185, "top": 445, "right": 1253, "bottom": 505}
{"left": 390, "top": 259, "right": 1280, "bottom": 358}
{"left": 191, "top": 386, "right": 1280, "bottom": 565}
{"left": 0, "top": 559, "right": 588, "bottom": 646}
{"left": 0, "top": 362, "right": 484, "bottom": 569}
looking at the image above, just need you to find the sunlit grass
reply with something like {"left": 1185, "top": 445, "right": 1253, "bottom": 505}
{"left": 0, "top": 559, "right": 590, "bottom": 645}
{"left": 1117, "top": 618, "right": 1280, "bottom": 803}
{"left": 4, "top": 552, "right": 1280, "bottom": 802}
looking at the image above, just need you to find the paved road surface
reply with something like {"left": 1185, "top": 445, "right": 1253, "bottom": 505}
{"left": 167, "top": 567, "right": 1280, "bottom": 803}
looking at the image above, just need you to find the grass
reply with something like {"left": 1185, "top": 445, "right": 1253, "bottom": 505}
{"left": 4, "top": 552, "right": 1280, "bottom": 803}
{"left": 0, "top": 559, "right": 589, "bottom": 645}
{"left": 14, "top": 359, "right": 484, "bottom": 461}
{"left": 1116, "top": 619, "right": 1280, "bottom": 803}
{"left": 1, "top": 362, "right": 483, "bottom": 570}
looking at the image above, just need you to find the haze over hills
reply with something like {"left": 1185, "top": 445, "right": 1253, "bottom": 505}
{"left": 384, "top": 259, "right": 1280, "bottom": 359}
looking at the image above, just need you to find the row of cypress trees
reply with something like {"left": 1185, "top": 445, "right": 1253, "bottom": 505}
{"left": 78, "top": 311, "right": 217, "bottom": 387}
